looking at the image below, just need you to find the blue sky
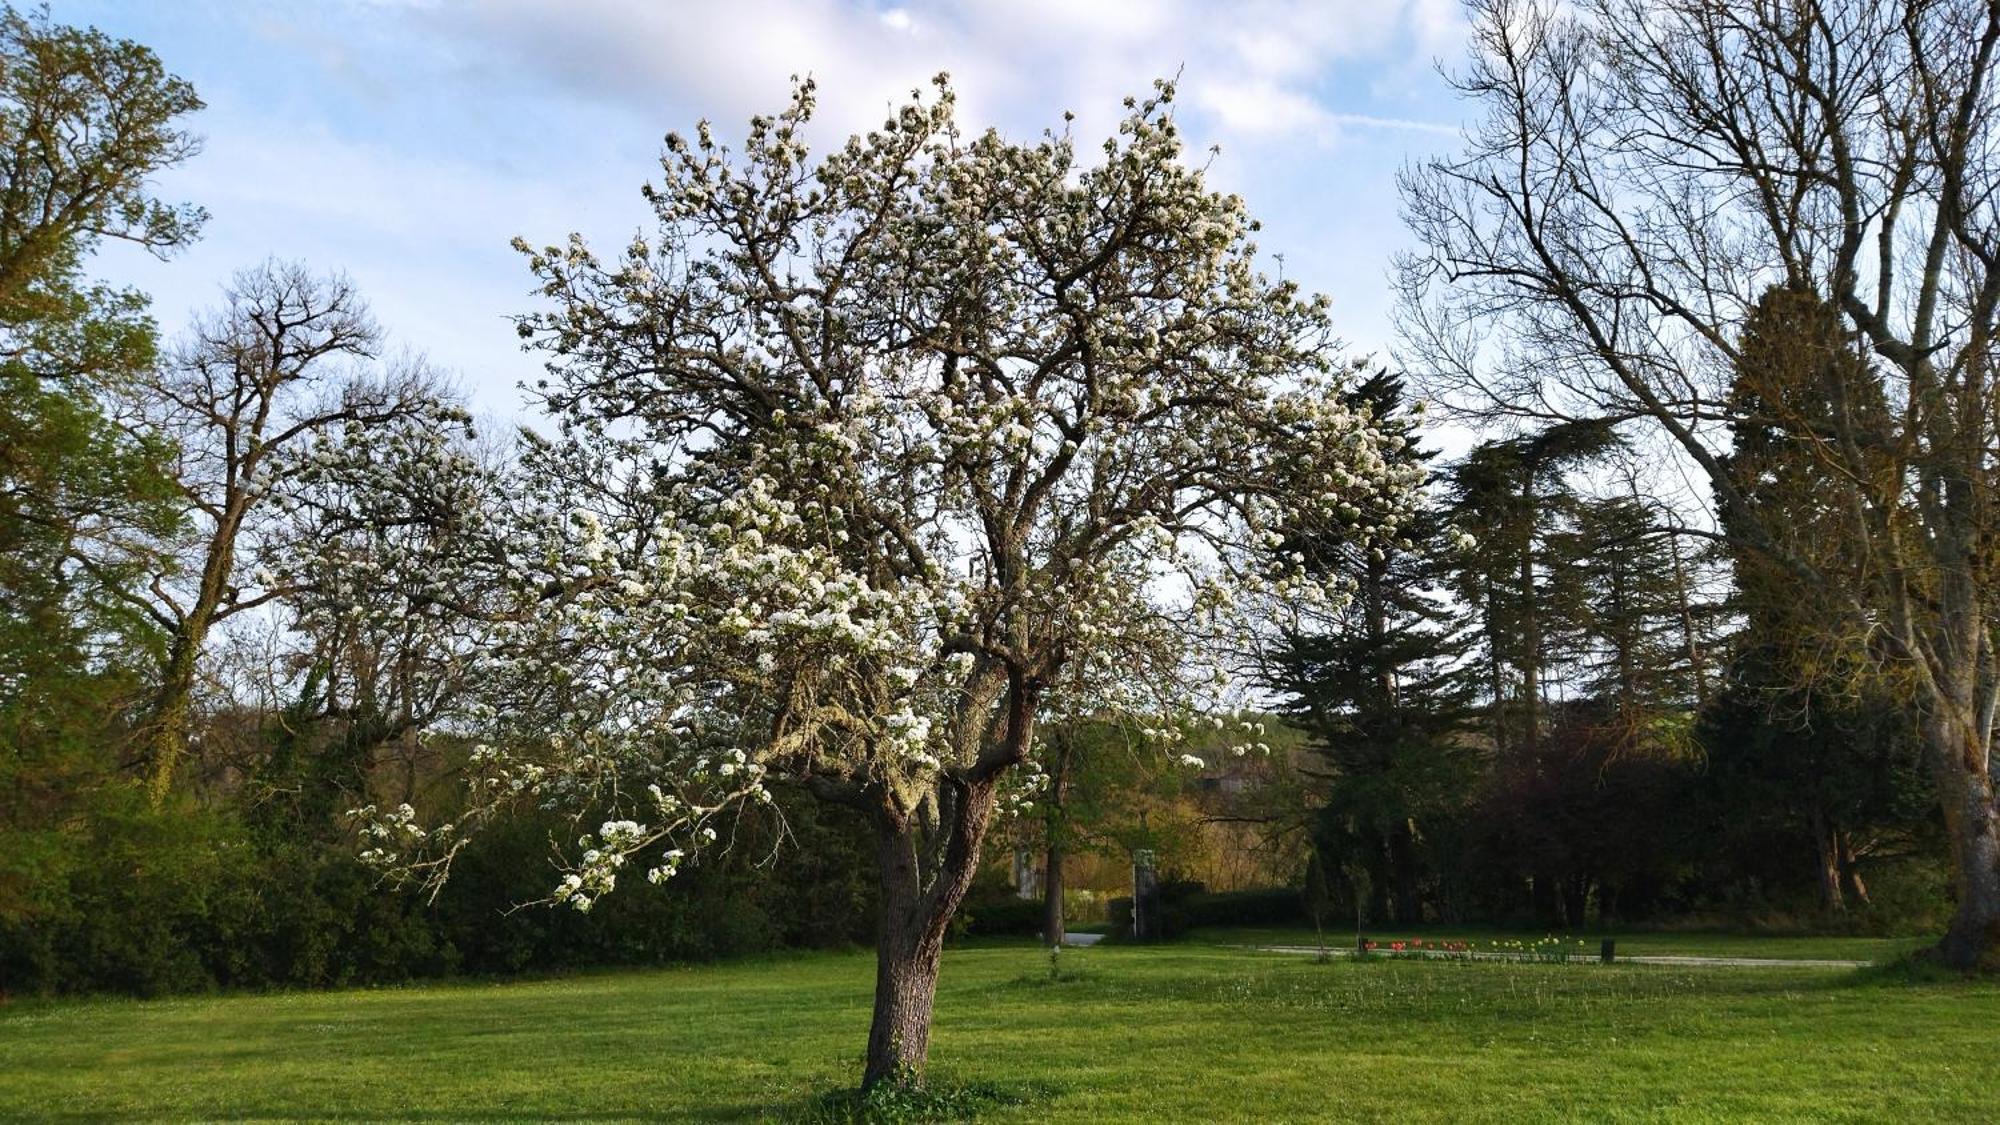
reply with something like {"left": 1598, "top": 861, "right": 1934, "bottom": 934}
{"left": 65, "top": 1, "right": 1471, "bottom": 421}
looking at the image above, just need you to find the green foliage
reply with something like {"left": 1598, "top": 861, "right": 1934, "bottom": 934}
{"left": 0, "top": 4, "right": 202, "bottom": 717}
{"left": 1274, "top": 373, "right": 1481, "bottom": 924}
{"left": 0, "top": 7, "right": 201, "bottom": 931}
{"left": 0, "top": 4, "right": 205, "bottom": 304}
{"left": 1699, "top": 286, "right": 1940, "bottom": 921}
{"left": 0, "top": 774, "right": 879, "bottom": 997}
{"left": 955, "top": 895, "right": 1044, "bottom": 938}
{"left": 1722, "top": 286, "right": 1893, "bottom": 677}
{"left": 1107, "top": 883, "right": 1306, "bottom": 940}
{"left": 1550, "top": 496, "right": 1708, "bottom": 727}
{"left": 1444, "top": 418, "right": 1624, "bottom": 754}
{"left": 1696, "top": 645, "right": 1940, "bottom": 922}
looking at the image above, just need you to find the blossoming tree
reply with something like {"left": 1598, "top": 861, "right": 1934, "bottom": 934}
{"left": 364, "top": 77, "right": 1419, "bottom": 1088}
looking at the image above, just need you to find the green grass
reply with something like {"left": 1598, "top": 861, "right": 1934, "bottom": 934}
{"left": 2, "top": 936, "right": 1994, "bottom": 1122}
{"left": 1197, "top": 926, "right": 1931, "bottom": 963}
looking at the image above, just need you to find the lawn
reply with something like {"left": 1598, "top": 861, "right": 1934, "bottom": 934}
{"left": 2, "top": 935, "right": 1994, "bottom": 1122}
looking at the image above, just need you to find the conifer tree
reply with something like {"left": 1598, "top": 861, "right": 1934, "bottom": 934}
{"left": 1272, "top": 372, "right": 1479, "bottom": 923}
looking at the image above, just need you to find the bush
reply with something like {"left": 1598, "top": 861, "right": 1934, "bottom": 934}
{"left": 0, "top": 779, "right": 880, "bottom": 998}
{"left": 1105, "top": 885, "right": 1304, "bottom": 942}
{"left": 1106, "top": 896, "right": 1134, "bottom": 940}
{"left": 1166, "top": 887, "right": 1307, "bottom": 933}
{"left": 958, "top": 895, "right": 1044, "bottom": 937}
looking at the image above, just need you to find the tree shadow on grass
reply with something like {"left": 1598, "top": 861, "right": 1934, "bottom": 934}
{"left": 741, "top": 1075, "right": 1060, "bottom": 1124}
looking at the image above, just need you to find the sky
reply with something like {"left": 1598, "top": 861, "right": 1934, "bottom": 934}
{"left": 65, "top": 0, "right": 1474, "bottom": 423}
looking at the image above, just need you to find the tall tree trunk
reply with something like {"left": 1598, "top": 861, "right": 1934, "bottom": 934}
{"left": 865, "top": 822, "right": 949, "bottom": 1090}
{"left": 1927, "top": 714, "right": 2000, "bottom": 970}
{"left": 1837, "top": 833, "right": 1871, "bottom": 907}
{"left": 1387, "top": 822, "right": 1420, "bottom": 924}
{"left": 143, "top": 502, "right": 245, "bottom": 805}
{"left": 144, "top": 631, "right": 203, "bottom": 804}
{"left": 1484, "top": 583, "right": 1510, "bottom": 756}
{"left": 1665, "top": 530, "right": 1709, "bottom": 709}
{"left": 1519, "top": 540, "right": 1541, "bottom": 755}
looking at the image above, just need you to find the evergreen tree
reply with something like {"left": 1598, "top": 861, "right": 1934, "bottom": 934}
{"left": 1723, "top": 286, "right": 1895, "bottom": 676}
{"left": 1444, "top": 420, "right": 1620, "bottom": 756}
{"left": 1272, "top": 372, "right": 1480, "bottom": 924}
{"left": 1552, "top": 494, "right": 1711, "bottom": 749}
{"left": 1707, "top": 286, "right": 1931, "bottom": 912}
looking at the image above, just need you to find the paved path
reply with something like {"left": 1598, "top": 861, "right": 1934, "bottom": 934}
{"left": 1245, "top": 944, "right": 1872, "bottom": 969}
{"left": 1057, "top": 934, "right": 1872, "bottom": 967}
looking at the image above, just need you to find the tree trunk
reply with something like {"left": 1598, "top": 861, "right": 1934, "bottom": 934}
{"left": 1665, "top": 530, "right": 1709, "bottom": 709}
{"left": 1837, "top": 834, "right": 1871, "bottom": 907}
{"left": 144, "top": 632, "right": 203, "bottom": 804}
{"left": 1041, "top": 839, "right": 1065, "bottom": 949}
{"left": 1484, "top": 584, "right": 1510, "bottom": 756}
{"left": 865, "top": 826, "right": 947, "bottom": 1091}
{"left": 1387, "top": 822, "right": 1420, "bottom": 924}
{"left": 1810, "top": 801, "right": 1846, "bottom": 914}
{"left": 1927, "top": 715, "right": 2000, "bottom": 970}
{"left": 862, "top": 779, "right": 1000, "bottom": 1089}
{"left": 1040, "top": 734, "right": 1072, "bottom": 948}
{"left": 143, "top": 502, "right": 246, "bottom": 805}
{"left": 1519, "top": 541, "right": 1541, "bottom": 755}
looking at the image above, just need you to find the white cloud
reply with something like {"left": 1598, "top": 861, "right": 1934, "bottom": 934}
{"left": 1197, "top": 78, "right": 1327, "bottom": 135}
{"left": 409, "top": 0, "right": 1455, "bottom": 144}
{"left": 81, "top": 0, "right": 1470, "bottom": 421}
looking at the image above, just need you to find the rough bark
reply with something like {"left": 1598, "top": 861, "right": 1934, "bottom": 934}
{"left": 861, "top": 777, "right": 1003, "bottom": 1088}
{"left": 864, "top": 823, "right": 949, "bottom": 1090}
{"left": 1837, "top": 834, "right": 1871, "bottom": 907}
{"left": 1927, "top": 716, "right": 2000, "bottom": 970}
{"left": 1041, "top": 837, "right": 1066, "bottom": 950}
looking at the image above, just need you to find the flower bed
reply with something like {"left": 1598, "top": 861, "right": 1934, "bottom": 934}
{"left": 1356, "top": 936, "right": 1592, "bottom": 963}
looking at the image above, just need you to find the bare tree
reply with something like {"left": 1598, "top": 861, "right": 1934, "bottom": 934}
{"left": 131, "top": 261, "right": 459, "bottom": 803}
{"left": 1400, "top": 0, "right": 2000, "bottom": 967}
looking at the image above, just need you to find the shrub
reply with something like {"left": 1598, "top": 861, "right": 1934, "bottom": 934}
{"left": 958, "top": 896, "right": 1044, "bottom": 938}
{"left": 1105, "top": 885, "right": 1304, "bottom": 942}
